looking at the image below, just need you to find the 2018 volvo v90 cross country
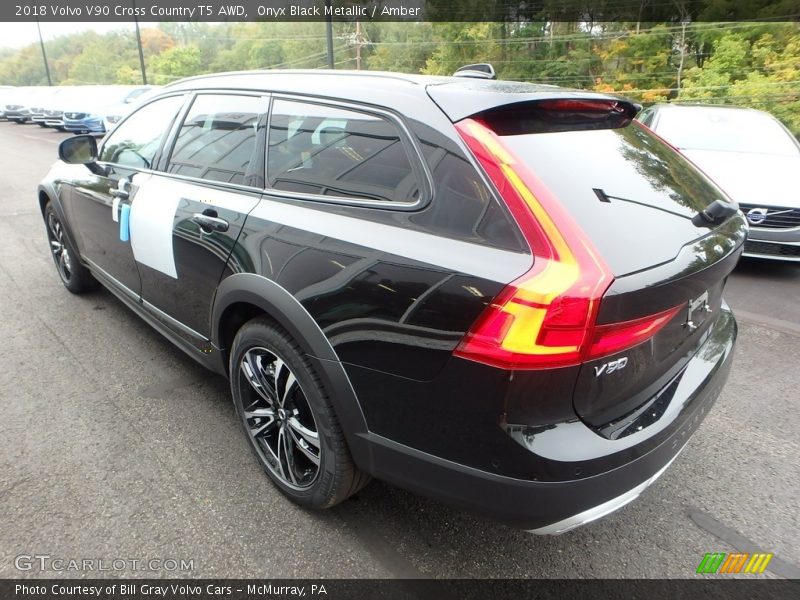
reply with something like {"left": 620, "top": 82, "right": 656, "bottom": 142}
{"left": 38, "top": 69, "right": 745, "bottom": 533}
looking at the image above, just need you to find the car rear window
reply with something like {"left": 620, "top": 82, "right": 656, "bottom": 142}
{"left": 497, "top": 123, "right": 729, "bottom": 275}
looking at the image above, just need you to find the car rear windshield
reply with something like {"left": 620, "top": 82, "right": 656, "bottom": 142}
{"left": 498, "top": 123, "right": 729, "bottom": 276}
{"left": 654, "top": 107, "right": 799, "bottom": 156}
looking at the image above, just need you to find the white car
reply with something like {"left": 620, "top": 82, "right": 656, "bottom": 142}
{"left": 102, "top": 86, "right": 160, "bottom": 134}
{"left": 639, "top": 103, "right": 800, "bottom": 262}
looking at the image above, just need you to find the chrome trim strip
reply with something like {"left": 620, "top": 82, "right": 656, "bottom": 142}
{"left": 83, "top": 257, "right": 138, "bottom": 301}
{"left": 142, "top": 299, "right": 208, "bottom": 342}
{"left": 84, "top": 257, "right": 208, "bottom": 342}
{"left": 529, "top": 449, "right": 683, "bottom": 535}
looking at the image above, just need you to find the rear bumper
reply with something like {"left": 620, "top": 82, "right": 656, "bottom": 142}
{"left": 528, "top": 449, "right": 682, "bottom": 534}
{"left": 360, "top": 307, "right": 736, "bottom": 532}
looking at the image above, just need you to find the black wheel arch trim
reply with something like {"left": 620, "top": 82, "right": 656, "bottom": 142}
{"left": 211, "top": 273, "right": 374, "bottom": 471}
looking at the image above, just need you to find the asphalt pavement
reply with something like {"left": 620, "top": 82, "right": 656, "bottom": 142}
{"left": 0, "top": 121, "right": 797, "bottom": 579}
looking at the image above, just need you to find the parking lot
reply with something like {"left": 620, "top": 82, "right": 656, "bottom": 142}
{"left": 0, "top": 120, "right": 798, "bottom": 579}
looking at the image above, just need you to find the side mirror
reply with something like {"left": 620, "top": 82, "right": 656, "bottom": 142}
{"left": 59, "top": 135, "right": 98, "bottom": 164}
{"left": 58, "top": 135, "right": 108, "bottom": 176}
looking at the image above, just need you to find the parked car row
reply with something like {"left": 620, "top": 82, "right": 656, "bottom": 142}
{"left": 0, "top": 84, "right": 156, "bottom": 135}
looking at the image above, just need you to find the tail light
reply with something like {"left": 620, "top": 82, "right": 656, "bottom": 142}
{"left": 454, "top": 118, "right": 677, "bottom": 369}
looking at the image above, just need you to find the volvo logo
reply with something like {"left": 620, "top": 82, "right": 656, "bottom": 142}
{"left": 746, "top": 208, "right": 768, "bottom": 225}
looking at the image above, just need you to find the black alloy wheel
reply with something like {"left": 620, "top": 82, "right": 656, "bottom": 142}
{"left": 44, "top": 201, "right": 97, "bottom": 294}
{"left": 239, "top": 346, "right": 322, "bottom": 490}
{"left": 230, "top": 318, "right": 370, "bottom": 508}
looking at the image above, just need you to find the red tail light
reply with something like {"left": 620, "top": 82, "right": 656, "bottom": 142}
{"left": 587, "top": 306, "right": 682, "bottom": 359}
{"left": 454, "top": 118, "right": 675, "bottom": 369}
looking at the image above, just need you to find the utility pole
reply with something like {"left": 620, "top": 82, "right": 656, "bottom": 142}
{"left": 355, "top": 21, "right": 361, "bottom": 70}
{"left": 348, "top": 21, "right": 369, "bottom": 70}
{"left": 133, "top": 0, "right": 147, "bottom": 84}
{"left": 36, "top": 19, "right": 52, "bottom": 86}
{"left": 325, "top": 0, "right": 334, "bottom": 69}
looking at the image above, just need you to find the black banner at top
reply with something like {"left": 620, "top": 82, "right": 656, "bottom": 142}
{"left": 2, "top": 0, "right": 800, "bottom": 22}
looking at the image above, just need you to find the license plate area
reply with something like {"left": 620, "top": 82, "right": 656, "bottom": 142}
{"left": 685, "top": 290, "right": 712, "bottom": 333}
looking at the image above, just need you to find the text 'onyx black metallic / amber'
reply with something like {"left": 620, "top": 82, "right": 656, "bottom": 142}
{"left": 38, "top": 69, "right": 746, "bottom": 533}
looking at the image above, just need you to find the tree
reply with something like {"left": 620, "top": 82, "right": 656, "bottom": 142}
{"left": 149, "top": 46, "right": 202, "bottom": 84}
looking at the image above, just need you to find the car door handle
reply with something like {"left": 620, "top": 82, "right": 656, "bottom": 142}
{"left": 110, "top": 177, "right": 131, "bottom": 200}
{"left": 192, "top": 213, "right": 229, "bottom": 233}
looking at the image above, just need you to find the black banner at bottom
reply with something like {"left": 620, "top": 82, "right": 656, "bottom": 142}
{"left": 3, "top": 579, "right": 799, "bottom": 600}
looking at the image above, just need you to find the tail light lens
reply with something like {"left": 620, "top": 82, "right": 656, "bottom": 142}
{"left": 588, "top": 306, "right": 682, "bottom": 359}
{"left": 454, "top": 118, "right": 677, "bottom": 369}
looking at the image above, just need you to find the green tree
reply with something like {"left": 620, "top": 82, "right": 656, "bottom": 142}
{"left": 149, "top": 46, "right": 203, "bottom": 84}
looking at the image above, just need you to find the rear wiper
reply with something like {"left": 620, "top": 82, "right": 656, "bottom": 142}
{"left": 691, "top": 199, "right": 740, "bottom": 228}
{"left": 593, "top": 188, "right": 737, "bottom": 227}
{"left": 593, "top": 188, "right": 692, "bottom": 221}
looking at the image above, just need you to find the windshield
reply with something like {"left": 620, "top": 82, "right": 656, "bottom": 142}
{"left": 654, "top": 107, "right": 799, "bottom": 156}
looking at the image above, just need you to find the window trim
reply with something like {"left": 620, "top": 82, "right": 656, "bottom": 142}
{"left": 158, "top": 90, "right": 269, "bottom": 192}
{"left": 97, "top": 92, "right": 189, "bottom": 176}
{"left": 264, "top": 94, "right": 433, "bottom": 211}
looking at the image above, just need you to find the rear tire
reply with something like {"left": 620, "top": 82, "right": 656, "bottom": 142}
{"left": 44, "top": 201, "right": 97, "bottom": 294}
{"left": 230, "top": 317, "right": 369, "bottom": 508}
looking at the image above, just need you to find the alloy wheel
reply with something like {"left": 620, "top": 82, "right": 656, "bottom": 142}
{"left": 238, "top": 347, "right": 321, "bottom": 490}
{"left": 47, "top": 212, "right": 72, "bottom": 284}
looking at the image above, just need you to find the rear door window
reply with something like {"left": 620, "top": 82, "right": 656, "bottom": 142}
{"left": 167, "top": 94, "right": 266, "bottom": 186}
{"left": 267, "top": 99, "right": 421, "bottom": 204}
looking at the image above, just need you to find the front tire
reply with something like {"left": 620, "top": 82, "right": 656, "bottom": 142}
{"left": 230, "top": 317, "right": 369, "bottom": 508}
{"left": 44, "top": 201, "right": 97, "bottom": 294}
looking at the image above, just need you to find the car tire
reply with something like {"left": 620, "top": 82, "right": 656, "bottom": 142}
{"left": 230, "top": 317, "right": 370, "bottom": 508}
{"left": 44, "top": 201, "right": 98, "bottom": 294}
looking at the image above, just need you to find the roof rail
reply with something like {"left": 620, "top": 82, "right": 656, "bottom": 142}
{"left": 453, "top": 63, "right": 496, "bottom": 80}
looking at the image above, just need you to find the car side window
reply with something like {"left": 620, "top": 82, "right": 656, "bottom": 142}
{"left": 99, "top": 95, "right": 184, "bottom": 169}
{"left": 267, "top": 99, "right": 420, "bottom": 204}
{"left": 167, "top": 94, "right": 266, "bottom": 186}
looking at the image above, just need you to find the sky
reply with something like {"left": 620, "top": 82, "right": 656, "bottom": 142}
{"left": 0, "top": 22, "right": 137, "bottom": 50}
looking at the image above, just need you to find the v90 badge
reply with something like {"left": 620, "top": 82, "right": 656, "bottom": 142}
{"left": 594, "top": 356, "right": 628, "bottom": 377}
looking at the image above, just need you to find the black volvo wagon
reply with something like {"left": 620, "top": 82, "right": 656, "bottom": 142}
{"left": 38, "top": 69, "right": 745, "bottom": 533}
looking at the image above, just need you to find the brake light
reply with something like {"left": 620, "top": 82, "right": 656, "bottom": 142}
{"left": 454, "top": 118, "right": 614, "bottom": 369}
{"left": 588, "top": 306, "right": 682, "bottom": 359}
{"left": 455, "top": 118, "right": 681, "bottom": 370}
{"left": 534, "top": 99, "right": 629, "bottom": 114}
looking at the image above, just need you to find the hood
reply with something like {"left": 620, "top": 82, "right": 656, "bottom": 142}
{"left": 681, "top": 149, "right": 800, "bottom": 209}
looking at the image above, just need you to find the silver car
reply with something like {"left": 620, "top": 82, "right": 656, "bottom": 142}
{"left": 638, "top": 104, "right": 800, "bottom": 262}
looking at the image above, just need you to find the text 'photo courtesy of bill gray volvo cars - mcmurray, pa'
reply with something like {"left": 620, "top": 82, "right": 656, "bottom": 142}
{"left": 38, "top": 66, "right": 746, "bottom": 534}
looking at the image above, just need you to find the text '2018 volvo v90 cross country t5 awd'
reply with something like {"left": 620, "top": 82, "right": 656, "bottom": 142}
{"left": 38, "top": 69, "right": 745, "bottom": 533}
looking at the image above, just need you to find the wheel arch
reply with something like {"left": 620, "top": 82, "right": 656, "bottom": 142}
{"left": 38, "top": 183, "right": 82, "bottom": 260}
{"left": 212, "top": 273, "right": 374, "bottom": 471}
